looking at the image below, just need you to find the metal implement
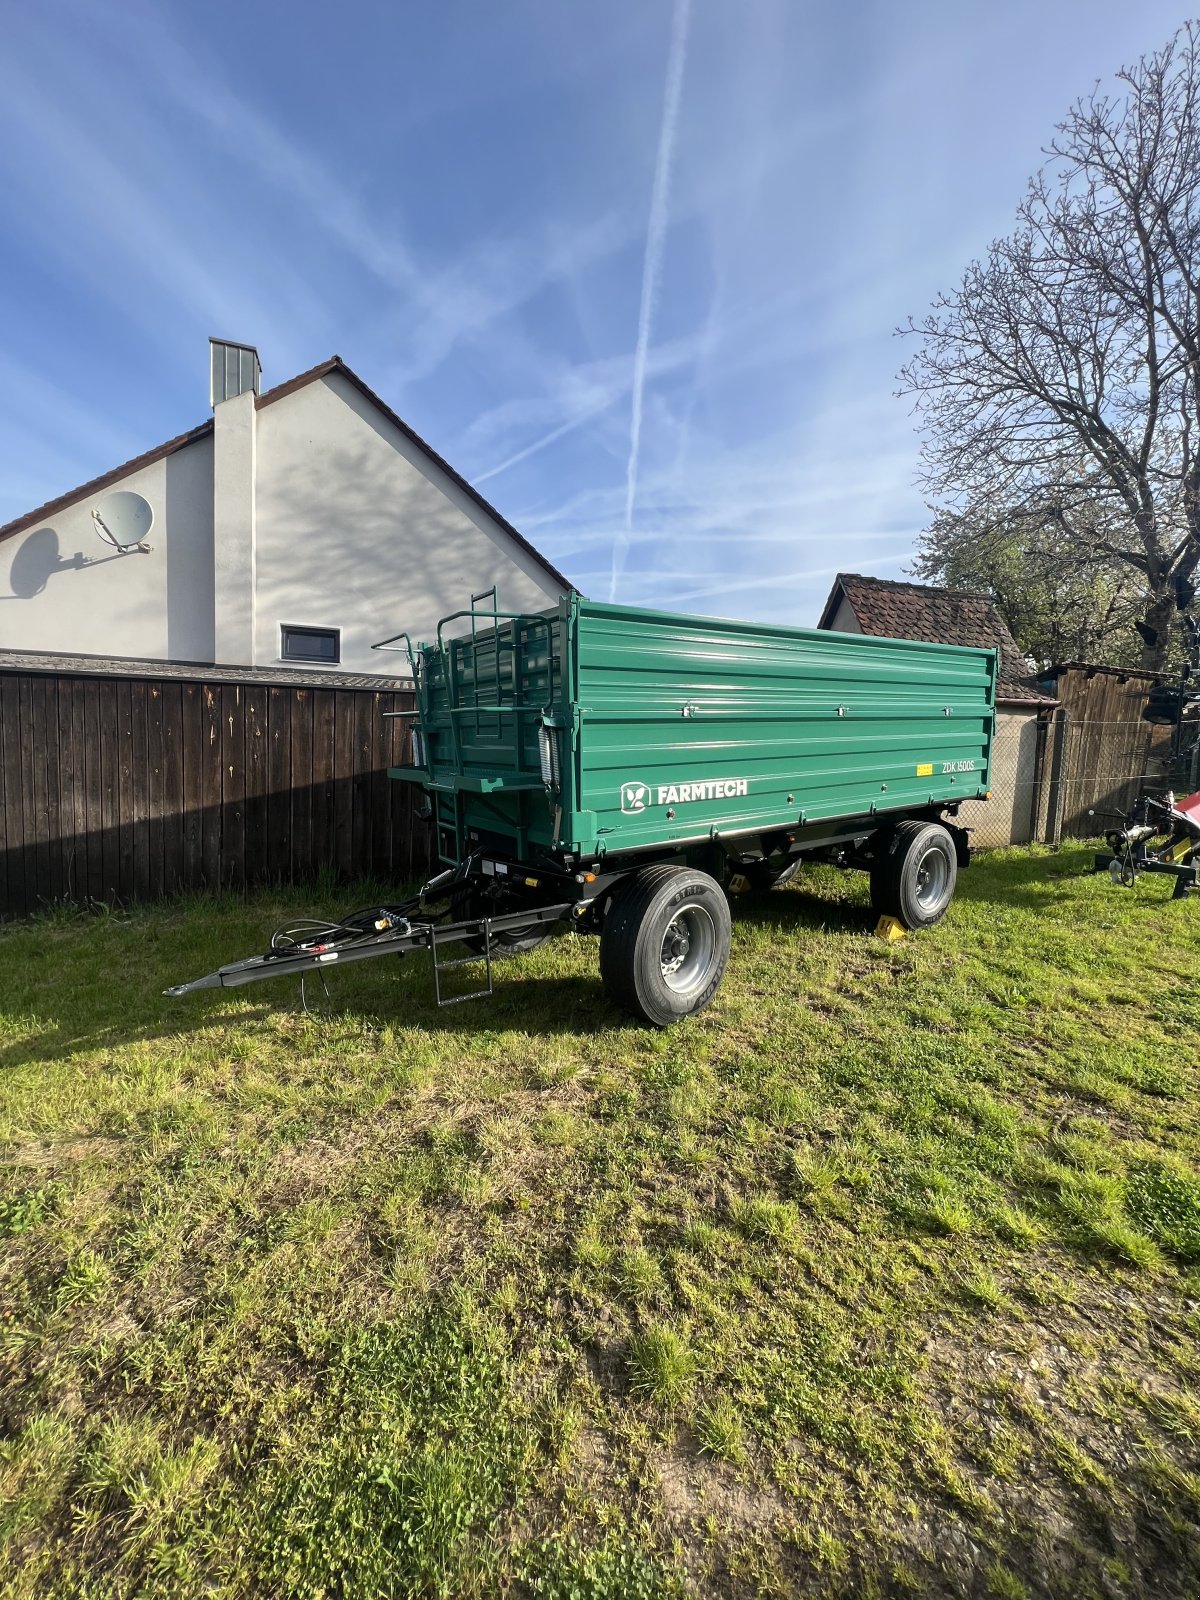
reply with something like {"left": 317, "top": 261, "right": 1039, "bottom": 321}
{"left": 164, "top": 862, "right": 573, "bottom": 999}
{"left": 1093, "top": 789, "right": 1200, "bottom": 899}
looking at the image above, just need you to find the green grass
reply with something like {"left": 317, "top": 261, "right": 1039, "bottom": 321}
{"left": 1, "top": 846, "right": 1198, "bottom": 1597}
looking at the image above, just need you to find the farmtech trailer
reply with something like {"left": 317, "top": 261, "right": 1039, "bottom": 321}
{"left": 167, "top": 592, "right": 997, "bottom": 1025}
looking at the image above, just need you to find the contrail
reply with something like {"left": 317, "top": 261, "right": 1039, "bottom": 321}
{"left": 611, "top": 0, "right": 693, "bottom": 602}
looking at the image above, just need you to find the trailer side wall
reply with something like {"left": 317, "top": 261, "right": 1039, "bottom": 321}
{"left": 398, "top": 594, "right": 996, "bottom": 862}
{"left": 568, "top": 601, "right": 994, "bottom": 854}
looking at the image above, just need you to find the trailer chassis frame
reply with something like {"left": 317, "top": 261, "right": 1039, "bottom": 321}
{"left": 164, "top": 853, "right": 578, "bottom": 1001}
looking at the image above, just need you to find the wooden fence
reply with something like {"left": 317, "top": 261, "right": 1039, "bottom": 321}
{"left": 0, "top": 659, "right": 432, "bottom": 919}
{"left": 1040, "top": 664, "right": 1195, "bottom": 838}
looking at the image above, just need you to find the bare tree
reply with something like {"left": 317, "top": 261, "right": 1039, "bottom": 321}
{"left": 913, "top": 503, "right": 1142, "bottom": 665}
{"left": 900, "top": 24, "right": 1200, "bottom": 671}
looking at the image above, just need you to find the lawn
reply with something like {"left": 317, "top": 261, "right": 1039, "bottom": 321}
{"left": 1, "top": 847, "right": 1199, "bottom": 1600}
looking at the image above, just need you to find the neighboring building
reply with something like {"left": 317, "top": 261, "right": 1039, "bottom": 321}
{"left": 0, "top": 340, "right": 571, "bottom": 676}
{"left": 816, "top": 573, "right": 1058, "bottom": 847}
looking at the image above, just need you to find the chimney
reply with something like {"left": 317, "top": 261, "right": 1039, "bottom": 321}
{"left": 209, "top": 337, "right": 261, "bottom": 408}
{"left": 210, "top": 338, "right": 259, "bottom": 663}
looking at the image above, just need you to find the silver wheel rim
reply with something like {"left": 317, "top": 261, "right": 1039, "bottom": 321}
{"left": 659, "top": 905, "right": 717, "bottom": 993}
{"left": 914, "top": 846, "right": 950, "bottom": 911}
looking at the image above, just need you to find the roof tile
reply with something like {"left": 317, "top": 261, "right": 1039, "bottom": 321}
{"left": 823, "top": 573, "right": 1057, "bottom": 705}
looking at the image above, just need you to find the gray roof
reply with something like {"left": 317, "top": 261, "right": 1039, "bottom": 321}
{"left": 0, "top": 649, "right": 413, "bottom": 691}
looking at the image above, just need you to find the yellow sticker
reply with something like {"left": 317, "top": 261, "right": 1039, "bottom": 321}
{"left": 916, "top": 762, "right": 934, "bottom": 777}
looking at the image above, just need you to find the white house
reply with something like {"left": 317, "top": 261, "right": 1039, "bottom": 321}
{"left": 0, "top": 340, "right": 571, "bottom": 675}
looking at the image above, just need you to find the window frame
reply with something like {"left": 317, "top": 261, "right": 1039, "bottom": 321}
{"left": 279, "top": 623, "right": 342, "bottom": 666}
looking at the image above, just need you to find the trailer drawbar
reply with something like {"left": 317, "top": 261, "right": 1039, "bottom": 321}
{"left": 167, "top": 589, "right": 996, "bottom": 1026}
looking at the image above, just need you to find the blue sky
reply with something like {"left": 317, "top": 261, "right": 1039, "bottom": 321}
{"left": 0, "top": 0, "right": 1189, "bottom": 625}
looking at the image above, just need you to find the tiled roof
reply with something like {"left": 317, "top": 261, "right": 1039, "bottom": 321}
{"left": 0, "top": 356, "right": 572, "bottom": 594}
{"left": 818, "top": 573, "right": 1057, "bottom": 706}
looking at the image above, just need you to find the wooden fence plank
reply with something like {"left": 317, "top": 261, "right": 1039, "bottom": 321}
{"left": 0, "top": 674, "right": 19, "bottom": 915}
{"left": 82, "top": 679, "right": 104, "bottom": 905}
{"left": 161, "top": 681, "right": 184, "bottom": 894}
{"left": 332, "top": 692, "right": 355, "bottom": 877}
{"left": 311, "top": 689, "right": 336, "bottom": 874}
{"left": 146, "top": 682, "right": 165, "bottom": 900}
{"left": 1, "top": 666, "right": 428, "bottom": 918}
{"left": 200, "top": 685, "right": 222, "bottom": 888}
{"left": 290, "top": 690, "right": 313, "bottom": 880}
{"left": 130, "top": 680, "right": 150, "bottom": 904}
{"left": 59, "top": 679, "right": 82, "bottom": 903}
{"left": 42, "top": 678, "right": 65, "bottom": 904}
{"left": 180, "top": 683, "right": 203, "bottom": 890}
{"left": 243, "top": 684, "right": 268, "bottom": 885}
{"left": 221, "top": 684, "right": 245, "bottom": 889}
{"left": 115, "top": 679, "right": 136, "bottom": 900}
{"left": 97, "top": 680, "right": 119, "bottom": 902}
{"left": 24, "top": 676, "right": 51, "bottom": 909}
{"left": 369, "top": 692, "right": 390, "bottom": 879}
{"left": 266, "top": 687, "right": 292, "bottom": 885}
{"left": 351, "top": 692, "right": 373, "bottom": 878}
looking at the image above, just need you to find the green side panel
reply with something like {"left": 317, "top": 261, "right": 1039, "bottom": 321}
{"left": 412, "top": 606, "right": 567, "bottom": 860}
{"left": 399, "top": 592, "right": 996, "bottom": 865}
{"left": 566, "top": 600, "right": 995, "bottom": 855}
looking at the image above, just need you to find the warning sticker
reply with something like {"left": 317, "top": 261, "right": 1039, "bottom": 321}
{"left": 916, "top": 762, "right": 934, "bottom": 777}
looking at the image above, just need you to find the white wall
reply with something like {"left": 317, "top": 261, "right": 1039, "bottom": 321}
{"left": 0, "top": 449, "right": 211, "bottom": 659}
{"left": 212, "top": 391, "right": 256, "bottom": 663}
{"left": 252, "top": 372, "right": 564, "bottom": 674}
{"left": 827, "top": 595, "right": 861, "bottom": 633}
{"left": 957, "top": 709, "right": 1041, "bottom": 847}
{"left": 1, "top": 367, "right": 566, "bottom": 672}
{"left": 165, "top": 435, "right": 216, "bottom": 662}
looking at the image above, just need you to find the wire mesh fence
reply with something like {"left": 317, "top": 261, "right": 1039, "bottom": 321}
{"left": 956, "top": 709, "right": 1044, "bottom": 848}
{"left": 955, "top": 702, "right": 1199, "bottom": 851}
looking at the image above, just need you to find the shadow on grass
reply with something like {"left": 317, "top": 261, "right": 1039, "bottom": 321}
{"left": 0, "top": 931, "right": 643, "bottom": 1074}
{"left": 4, "top": 845, "right": 1172, "bottom": 1076}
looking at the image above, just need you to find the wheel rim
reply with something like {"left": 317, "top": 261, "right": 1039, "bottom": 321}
{"left": 914, "top": 846, "right": 950, "bottom": 910}
{"left": 659, "top": 905, "right": 718, "bottom": 993}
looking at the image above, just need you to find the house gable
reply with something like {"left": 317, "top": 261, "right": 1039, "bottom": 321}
{"left": 252, "top": 372, "right": 567, "bottom": 669}
{"left": 1, "top": 352, "right": 572, "bottom": 673}
{"left": 817, "top": 572, "right": 1056, "bottom": 707}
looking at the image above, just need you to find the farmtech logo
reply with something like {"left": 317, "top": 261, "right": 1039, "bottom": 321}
{"left": 620, "top": 781, "right": 650, "bottom": 814}
{"left": 620, "top": 777, "right": 749, "bottom": 811}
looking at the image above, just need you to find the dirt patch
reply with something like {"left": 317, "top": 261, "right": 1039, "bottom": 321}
{"left": 5, "top": 1135, "right": 124, "bottom": 1170}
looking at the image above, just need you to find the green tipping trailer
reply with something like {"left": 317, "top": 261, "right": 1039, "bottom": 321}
{"left": 166, "top": 590, "right": 995, "bottom": 1027}
{"left": 395, "top": 591, "right": 995, "bottom": 868}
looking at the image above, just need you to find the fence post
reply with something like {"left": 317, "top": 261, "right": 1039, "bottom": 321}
{"left": 1044, "top": 711, "right": 1069, "bottom": 846}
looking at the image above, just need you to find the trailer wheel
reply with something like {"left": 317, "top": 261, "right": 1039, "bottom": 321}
{"left": 461, "top": 896, "right": 552, "bottom": 957}
{"left": 600, "top": 865, "right": 731, "bottom": 1026}
{"left": 743, "top": 858, "right": 800, "bottom": 891}
{"left": 870, "top": 821, "right": 958, "bottom": 929}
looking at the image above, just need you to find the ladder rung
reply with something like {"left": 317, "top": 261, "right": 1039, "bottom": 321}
{"left": 435, "top": 953, "right": 488, "bottom": 970}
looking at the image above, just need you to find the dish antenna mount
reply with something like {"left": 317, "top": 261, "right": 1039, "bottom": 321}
{"left": 92, "top": 490, "right": 154, "bottom": 553}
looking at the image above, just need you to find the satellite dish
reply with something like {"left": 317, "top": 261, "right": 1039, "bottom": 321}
{"left": 92, "top": 490, "right": 154, "bottom": 552}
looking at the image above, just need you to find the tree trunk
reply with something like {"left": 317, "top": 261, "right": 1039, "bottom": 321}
{"left": 1139, "top": 591, "right": 1176, "bottom": 672}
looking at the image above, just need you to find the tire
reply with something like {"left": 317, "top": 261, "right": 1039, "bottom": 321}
{"left": 459, "top": 893, "right": 552, "bottom": 957}
{"left": 870, "top": 821, "right": 958, "bottom": 929}
{"left": 599, "top": 865, "right": 732, "bottom": 1027}
{"left": 465, "top": 923, "right": 551, "bottom": 956}
{"left": 742, "top": 858, "right": 800, "bottom": 891}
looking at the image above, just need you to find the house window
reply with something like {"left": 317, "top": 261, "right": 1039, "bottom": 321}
{"left": 281, "top": 624, "right": 340, "bottom": 664}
